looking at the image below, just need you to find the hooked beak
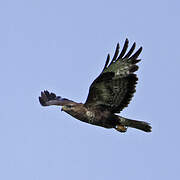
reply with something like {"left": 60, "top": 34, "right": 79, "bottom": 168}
{"left": 61, "top": 106, "right": 64, "bottom": 111}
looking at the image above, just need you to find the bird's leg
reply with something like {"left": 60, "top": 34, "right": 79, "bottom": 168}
{"left": 115, "top": 125, "right": 127, "bottom": 133}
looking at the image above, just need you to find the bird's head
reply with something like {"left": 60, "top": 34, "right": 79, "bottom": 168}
{"left": 61, "top": 103, "right": 85, "bottom": 118}
{"left": 61, "top": 104, "right": 76, "bottom": 112}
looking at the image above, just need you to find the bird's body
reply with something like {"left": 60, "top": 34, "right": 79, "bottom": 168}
{"left": 62, "top": 103, "right": 117, "bottom": 128}
{"left": 39, "top": 39, "right": 152, "bottom": 133}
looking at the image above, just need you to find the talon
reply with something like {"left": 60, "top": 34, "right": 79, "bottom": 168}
{"left": 115, "top": 125, "right": 127, "bottom": 133}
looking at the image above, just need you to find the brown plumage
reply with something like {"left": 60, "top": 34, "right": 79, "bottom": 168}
{"left": 39, "top": 39, "right": 152, "bottom": 133}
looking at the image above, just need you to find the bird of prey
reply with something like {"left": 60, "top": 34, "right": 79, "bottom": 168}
{"left": 39, "top": 39, "right": 151, "bottom": 133}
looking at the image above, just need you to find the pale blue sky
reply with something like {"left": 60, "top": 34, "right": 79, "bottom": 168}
{"left": 0, "top": 0, "right": 180, "bottom": 179}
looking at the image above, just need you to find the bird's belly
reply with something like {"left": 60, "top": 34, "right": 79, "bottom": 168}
{"left": 72, "top": 110, "right": 116, "bottom": 128}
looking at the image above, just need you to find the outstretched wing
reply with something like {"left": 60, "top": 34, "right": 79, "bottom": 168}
{"left": 84, "top": 39, "right": 142, "bottom": 113}
{"left": 39, "top": 90, "right": 75, "bottom": 106}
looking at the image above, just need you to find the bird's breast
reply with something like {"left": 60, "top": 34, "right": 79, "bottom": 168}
{"left": 85, "top": 110, "right": 96, "bottom": 123}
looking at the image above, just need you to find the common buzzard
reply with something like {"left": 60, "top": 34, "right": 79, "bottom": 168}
{"left": 39, "top": 39, "right": 151, "bottom": 133}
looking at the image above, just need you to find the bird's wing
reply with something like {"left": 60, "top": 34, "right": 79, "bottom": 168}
{"left": 84, "top": 39, "right": 142, "bottom": 113}
{"left": 39, "top": 90, "right": 75, "bottom": 106}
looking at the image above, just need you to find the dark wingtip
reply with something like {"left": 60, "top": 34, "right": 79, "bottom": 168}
{"left": 39, "top": 90, "right": 53, "bottom": 106}
{"left": 39, "top": 90, "right": 61, "bottom": 107}
{"left": 116, "top": 42, "right": 120, "bottom": 52}
{"left": 39, "top": 96, "right": 46, "bottom": 106}
{"left": 44, "top": 90, "right": 50, "bottom": 96}
{"left": 109, "top": 43, "right": 120, "bottom": 65}
{"left": 124, "top": 42, "right": 136, "bottom": 59}
{"left": 118, "top": 39, "right": 129, "bottom": 59}
{"left": 130, "top": 46, "right": 143, "bottom": 60}
{"left": 113, "top": 43, "right": 120, "bottom": 59}
{"left": 102, "top": 54, "right": 110, "bottom": 71}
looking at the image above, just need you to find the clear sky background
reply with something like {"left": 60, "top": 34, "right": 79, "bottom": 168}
{"left": 0, "top": 0, "right": 180, "bottom": 179}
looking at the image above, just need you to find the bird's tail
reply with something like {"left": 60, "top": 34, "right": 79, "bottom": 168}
{"left": 116, "top": 116, "right": 152, "bottom": 132}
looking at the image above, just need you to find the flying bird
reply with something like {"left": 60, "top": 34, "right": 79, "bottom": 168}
{"left": 39, "top": 39, "right": 151, "bottom": 133}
